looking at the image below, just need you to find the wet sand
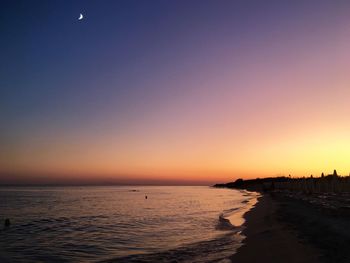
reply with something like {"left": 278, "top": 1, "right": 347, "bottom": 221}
{"left": 231, "top": 194, "right": 321, "bottom": 263}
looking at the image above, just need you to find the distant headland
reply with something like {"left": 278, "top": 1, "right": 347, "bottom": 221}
{"left": 214, "top": 169, "right": 350, "bottom": 194}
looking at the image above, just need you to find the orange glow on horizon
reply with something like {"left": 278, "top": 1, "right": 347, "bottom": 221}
{"left": 2, "top": 3, "right": 350, "bottom": 185}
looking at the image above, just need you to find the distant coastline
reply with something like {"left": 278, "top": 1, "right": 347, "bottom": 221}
{"left": 214, "top": 169, "right": 350, "bottom": 193}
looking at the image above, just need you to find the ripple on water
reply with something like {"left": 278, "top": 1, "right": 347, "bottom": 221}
{"left": 0, "top": 186, "right": 258, "bottom": 262}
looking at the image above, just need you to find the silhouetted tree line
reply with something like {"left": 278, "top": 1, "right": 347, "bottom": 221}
{"left": 214, "top": 170, "right": 350, "bottom": 193}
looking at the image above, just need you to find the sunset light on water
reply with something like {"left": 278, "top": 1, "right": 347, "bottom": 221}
{"left": 1, "top": 1, "right": 350, "bottom": 262}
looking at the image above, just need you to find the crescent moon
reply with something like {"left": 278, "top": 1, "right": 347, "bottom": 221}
{"left": 78, "top": 13, "right": 83, "bottom": 20}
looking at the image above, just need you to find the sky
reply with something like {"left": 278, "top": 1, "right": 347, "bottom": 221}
{"left": 1, "top": 0, "right": 350, "bottom": 185}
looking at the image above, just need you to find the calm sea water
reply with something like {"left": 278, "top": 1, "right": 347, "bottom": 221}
{"left": 0, "top": 186, "right": 258, "bottom": 263}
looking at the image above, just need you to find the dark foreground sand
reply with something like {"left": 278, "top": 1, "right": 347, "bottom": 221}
{"left": 231, "top": 194, "right": 321, "bottom": 263}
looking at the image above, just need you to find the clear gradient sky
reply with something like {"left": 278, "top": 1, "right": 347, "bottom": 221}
{"left": 1, "top": 0, "right": 350, "bottom": 185}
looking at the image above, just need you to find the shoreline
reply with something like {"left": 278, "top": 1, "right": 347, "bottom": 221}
{"left": 225, "top": 190, "right": 260, "bottom": 227}
{"left": 231, "top": 194, "right": 321, "bottom": 263}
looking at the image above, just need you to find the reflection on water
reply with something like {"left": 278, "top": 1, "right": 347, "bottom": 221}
{"left": 0, "top": 186, "right": 257, "bottom": 262}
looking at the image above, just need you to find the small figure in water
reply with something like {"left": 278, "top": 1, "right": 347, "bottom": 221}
{"left": 145, "top": 195, "right": 148, "bottom": 199}
{"left": 4, "top": 218, "right": 10, "bottom": 227}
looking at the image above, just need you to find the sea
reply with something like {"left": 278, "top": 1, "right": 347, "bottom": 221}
{"left": 0, "top": 186, "right": 259, "bottom": 263}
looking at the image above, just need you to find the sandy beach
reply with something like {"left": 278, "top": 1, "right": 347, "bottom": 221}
{"left": 231, "top": 189, "right": 350, "bottom": 263}
{"left": 231, "top": 194, "right": 321, "bottom": 263}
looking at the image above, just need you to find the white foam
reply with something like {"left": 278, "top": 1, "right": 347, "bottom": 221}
{"left": 224, "top": 191, "right": 260, "bottom": 227}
